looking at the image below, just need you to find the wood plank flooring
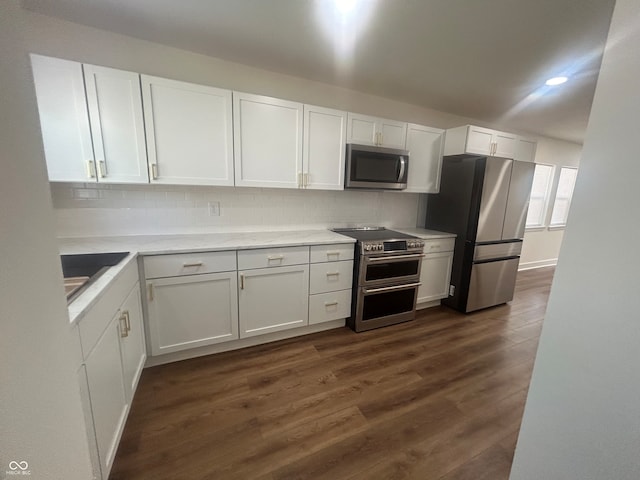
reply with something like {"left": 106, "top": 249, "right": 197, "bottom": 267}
{"left": 110, "top": 267, "right": 554, "bottom": 480}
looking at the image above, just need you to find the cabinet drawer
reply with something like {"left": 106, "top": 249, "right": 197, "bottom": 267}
{"left": 237, "top": 246, "right": 309, "bottom": 270}
{"left": 144, "top": 251, "right": 236, "bottom": 279}
{"left": 422, "top": 238, "right": 455, "bottom": 253}
{"left": 309, "top": 260, "right": 354, "bottom": 294}
{"left": 309, "top": 290, "right": 352, "bottom": 325}
{"left": 310, "top": 243, "right": 355, "bottom": 263}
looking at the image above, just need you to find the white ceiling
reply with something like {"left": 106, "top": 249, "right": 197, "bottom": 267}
{"left": 22, "top": 0, "right": 616, "bottom": 144}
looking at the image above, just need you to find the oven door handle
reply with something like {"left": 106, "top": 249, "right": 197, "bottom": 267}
{"left": 363, "top": 282, "right": 421, "bottom": 294}
{"left": 367, "top": 254, "right": 425, "bottom": 262}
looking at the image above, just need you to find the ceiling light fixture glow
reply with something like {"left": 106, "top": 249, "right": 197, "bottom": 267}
{"left": 545, "top": 76, "right": 569, "bottom": 86}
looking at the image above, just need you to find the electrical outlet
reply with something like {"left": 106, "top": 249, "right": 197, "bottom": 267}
{"left": 208, "top": 201, "right": 220, "bottom": 216}
{"left": 449, "top": 284, "right": 455, "bottom": 296}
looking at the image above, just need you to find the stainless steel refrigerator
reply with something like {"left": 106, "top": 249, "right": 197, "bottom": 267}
{"left": 425, "top": 155, "right": 535, "bottom": 313}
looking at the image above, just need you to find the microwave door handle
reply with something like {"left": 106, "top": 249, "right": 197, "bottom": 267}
{"left": 398, "top": 156, "right": 406, "bottom": 182}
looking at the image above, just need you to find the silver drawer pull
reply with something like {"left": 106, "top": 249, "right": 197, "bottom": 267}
{"left": 324, "top": 301, "right": 339, "bottom": 307}
{"left": 326, "top": 272, "right": 340, "bottom": 277}
{"left": 326, "top": 251, "right": 340, "bottom": 257}
{"left": 183, "top": 262, "right": 203, "bottom": 268}
{"left": 267, "top": 255, "right": 285, "bottom": 261}
{"left": 429, "top": 245, "right": 440, "bottom": 249}
{"left": 364, "top": 282, "right": 421, "bottom": 294}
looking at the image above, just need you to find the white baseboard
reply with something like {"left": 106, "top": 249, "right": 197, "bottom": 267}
{"left": 518, "top": 258, "right": 558, "bottom": 271}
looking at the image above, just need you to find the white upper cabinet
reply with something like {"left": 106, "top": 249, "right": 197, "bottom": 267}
{"left": 83, "top": 64, "right": 148, "bottom": 183}
{"left": 347, "top": 113, "right": 407, "bottom": 149}
{"left": 31, "top": 55, "right": 149, "bottom": 184}
{"left": 302, "top": 105, "right": 347, "bottom": 190}
{"left": 404, "top": 123, "right": 445, "bottom": 193}
{"left": 141, "top": 76, "right": 234, "bottom": 186}
{"left": 233, "top": 92, "right": 303, "bottom": 188}
{"left": 515, "top": 136, "right": 538, "bottom": 163}
{"left": 31, "top": 54, "right": 95, "bottom": 182}
{"left": 444, "top": 125, "right": 518, "bottom": 158}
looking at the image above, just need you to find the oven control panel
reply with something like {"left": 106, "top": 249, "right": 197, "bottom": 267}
{"left": 361, "top": 239, "right": 424, "bottom": 254}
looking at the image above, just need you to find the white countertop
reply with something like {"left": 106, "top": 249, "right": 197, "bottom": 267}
{"left": 395, "top": 227, "right": 456, "bottom": 239}
{"left": 58, "top": 229, "right": 355, "bottom": 256}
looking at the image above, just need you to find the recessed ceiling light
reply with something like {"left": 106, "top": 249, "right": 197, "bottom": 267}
{"left": 545, "top": 76, "right": 569, "bottom": 86}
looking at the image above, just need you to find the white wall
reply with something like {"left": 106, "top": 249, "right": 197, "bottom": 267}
{"left": 510, "top": 0, "right": 640, "bottom": 478}
{"left": 17, "top": 6, "right": 580, "bottom": 249}
{"left": 519, "top": 137, "right": 582, "bottom": 270}
{"left": 0, "top": 1, "right": 93, "bottom": 478}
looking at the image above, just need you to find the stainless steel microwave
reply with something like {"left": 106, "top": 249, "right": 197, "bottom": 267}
{"left": 345, "top": 144, "right": 409, "bottom": 190}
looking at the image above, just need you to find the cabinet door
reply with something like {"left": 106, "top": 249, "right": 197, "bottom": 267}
{"left": 405, "top": 124, "right": 444, "bottom": 193}
{"left": 493, "top": 131, "right": 517, "bottom": 158}
{"left": 118, "top": 284, "right": 146, "bottom": 401}
{"left": 234, "top": 92, "right": 303, "bottom": 188}
{"left": 514, "top": 137, "right": 538, "bottom": 163}
{"left": 417, "top": 252, "right": 453, "bottom": 304}
{"left": 142, "top": 76, "right": 234, "bottom": 186}
{"left": 466, "top": 126, "right": 494, "bottom": 155}
{"left": 147, "top": 272, "right": 239, "bottom": 355}
{"left": 347, "top": 112, "right": 378, "bottom": 145}
{"left": 379, "top": 118, "right": 407, "bottom": 149}
{"left": 238, "top": 265, "right": 309, "bottom": 338}
{"left": 83, "top": 64, "right": 148, "bottom": 183}
{"left": 84, "top": 314, "right": 128, "bottom": 478}
{"left": 30, "top": 54, "right": 96, "bottom": 182}
{"left": 303, "top": 105, "right": 346, "bottom": 190}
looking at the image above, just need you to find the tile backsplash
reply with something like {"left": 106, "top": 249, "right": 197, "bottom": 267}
{"left": 51, "top": 183, "right": 422, "bottom": 237}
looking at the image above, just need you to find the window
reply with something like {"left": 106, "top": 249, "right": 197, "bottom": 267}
{"left": 550, "top": 167, "right": 578, "bottom": 227}
{"left": 526, "top": 164, "right": 554, "bottom": 228}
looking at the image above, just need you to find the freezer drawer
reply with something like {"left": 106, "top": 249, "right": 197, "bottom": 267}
{"left": 473, "top": 241, "right": 522, "bottom": 261}
{"left": 466, "top": 257, "right": 519, "bottom": 312}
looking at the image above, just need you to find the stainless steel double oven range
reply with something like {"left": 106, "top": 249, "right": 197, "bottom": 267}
{"left": 333, "top": 227, "right": 425, "bottom": 332}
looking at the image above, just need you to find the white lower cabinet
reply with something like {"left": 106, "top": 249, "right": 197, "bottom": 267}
{"left": 76, "top": 258, "right": 146, "bottom": 480}
{"left": 238, "top": 264, "right": 310, "bottom": 338}
{"left": 417, "top": 251, "right": 454, "bottom": 305}
{"left": 84, "top": 313, "right": 129, "bottom": 478}
{"left": 119, "top": 284, "right": 147, "bottom": 400}
{"left": 146, "top": 272, "right": 239, "bottom": 355}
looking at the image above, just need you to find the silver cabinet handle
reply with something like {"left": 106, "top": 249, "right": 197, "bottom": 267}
{"left": 240, "top": 273, "right": 245, "bottom": 290}
{"left": 298, "top": 172, "right": 303, "bottom": 188}
{"left": 87, "top": 160, "right": 96, "bottom": 178}
{"left": 123, "top": 310, "right": 131, "bottom": 333}
{"left": 326, "top": 251, "right": 340, "bottom": 258}
{"left": 368, "top": 254, "right": 425, "bottom": 262}
{"left": 182, "top": 262, "right": 203, "bottom": 268}
{"left": 326, "top": 272, "right": 340, "bottom": 277}
{"left": 304, "top": 173, "right": 309, "bottom": 187}
{"left": 429, "top": 244, "right": 441, "bottom": 249}
{"left": 151, "top": 163, "right": 159, "bottom": 180}
{"left": 148, "top": 283, "right": 154, "bottom": 301}
{"left": 324, "top": 301, "right": 339, "bottom": 307}
{"left": 97, "top": 160, "right": 107, "bottom": 178}
{"left": 364, "top": 282, "right": 421, "bottom": 294}
{"left": 267, "top": 255, "right": 285, "bottom": 261}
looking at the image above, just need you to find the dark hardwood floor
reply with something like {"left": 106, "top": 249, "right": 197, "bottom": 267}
{"left": 110, "top": 267, "right": 554, "bottom": 480}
